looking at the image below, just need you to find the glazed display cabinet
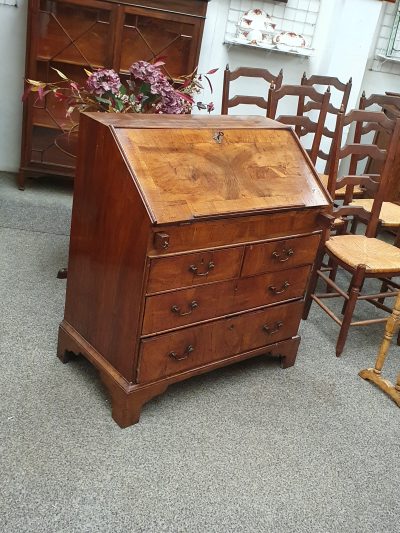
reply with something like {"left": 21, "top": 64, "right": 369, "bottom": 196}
{"left": 18, "top": 0, "right": 209, "bottom": 189}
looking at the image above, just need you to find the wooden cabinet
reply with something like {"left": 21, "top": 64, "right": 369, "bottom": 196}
{"left": 57, "top": 114, "right": 331, "bottom": 427}
{"left": 18, "top": 0, "right": 209, "bottom": 189}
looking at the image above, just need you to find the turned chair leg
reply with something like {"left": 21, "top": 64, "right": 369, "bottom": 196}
{"left": 326, "top": 257, "right": 338, "bottom": 293}
{"left": 336, "top": 266, "right": 366, "bottom": 357}
{"left": 341, "top": 276, "right": 365, "bottom": 315}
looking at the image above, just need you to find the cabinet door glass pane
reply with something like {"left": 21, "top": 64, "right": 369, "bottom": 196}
{"left": 120, "top": 14, "right": 196, "bottom": 79}
{"left": 38, "top": 0, "right": 112, "bottom": 68}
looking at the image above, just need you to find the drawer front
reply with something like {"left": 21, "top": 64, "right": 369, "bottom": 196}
{"left": 242, "top": 234, "right": 320, "bottom": 277}
{"left": 147, "top": 246, "right": 243, "bottom": 294}
{"left": 138, "top": 300, "right": 303, "bottom": 383}
{"left": 142, "top": 265, "right": 310, "bottom": 335}
{"left": 150, "top": 209, "right": 323, "bottom": 255}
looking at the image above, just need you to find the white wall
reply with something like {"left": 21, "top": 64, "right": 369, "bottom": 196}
{"left": 0, "top": 0, "right": 27, "bottom": 172}
{"left": 197, "top": 0, "right": 386, "bottom": 115}
{"left": 0, "top": 0, "right": 397, "bottom": 172}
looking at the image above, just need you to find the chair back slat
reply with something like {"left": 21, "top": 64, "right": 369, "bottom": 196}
{"left": 361, "top": 122, "right": 395, "bottom": 135}
{"left": 360, "top": 92, "right": 400, "bottom": 115}
{"left": 339, "top": 144, "right": 387, "bottom": 161}
{"left": 336, "top": 175, "right": 380, "bottom": 195}
{"left": 228, "top": 67, "right": 283, "bottom": 84}
{"left": 302, "top": 74, "right": 351, "bottom": 93}
{"left": 269, "top": 84, "right": 327, "bottom": 103}
{"left": 221, "top": 65, "right": 283, "bottom": 115}
{"left": 304, "top": 101, "right": 342, "bottom": 115}
{"left": 227, "top": 95, "right": 268, "bottom": 110}
{"left": 275, "top": 114, "right": 318, "bottom": 134}
{"left": 322, "top": 126, "right": 335, "bottom": 139}
{"left": 318, "top": 149, "right": 330, "bottom": 161}
{"left": 344, "top": 109, "right": 396, "bottom": 129}
{"left": 267, "top": 83, "right": 330, "bottom": 165}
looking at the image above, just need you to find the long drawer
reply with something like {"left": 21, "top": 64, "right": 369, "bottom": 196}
{"left": 138, "top": 300, "right": 303, "bottom": 383}
{"left": 150, "top": 210, "right": 322, "bottom": 255}
{"left": 142, "top": 265, "right": 310, "bottom": 335}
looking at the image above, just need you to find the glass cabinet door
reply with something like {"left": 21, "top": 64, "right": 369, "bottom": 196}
{"left": 29, "top": 0, "right": 116, "bottom": 171}
{"left": 118, "top": 7, "right": 202, "bottom": 80}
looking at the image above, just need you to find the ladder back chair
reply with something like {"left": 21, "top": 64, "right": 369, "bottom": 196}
{"left": 300, "top": 74, "right": 353, "bottom": 192}
{"left": 301, "top": 73, "right": 352, "bottom": 116}
{"left": 303, "top": 109, "right": 400, "bottom": 357}
{"left": 267, "top": 83, "right": 330, "bottom": 165}
{"left": 221, "top": 65, "right": 283, "bottom": 115}
{"left": 350, "top": 92, "right": 400, "bottom": 231}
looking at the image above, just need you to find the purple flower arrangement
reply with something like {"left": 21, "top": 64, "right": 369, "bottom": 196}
{"left": 86, "top": 69, "right": 122, "bottom": 96}
{"left": 25, "top": 60, "right": 216, "bottom": 117}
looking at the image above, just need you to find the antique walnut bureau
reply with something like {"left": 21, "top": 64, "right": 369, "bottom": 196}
{"left": 57, "top": 114, "right": 331, "bottom": 427}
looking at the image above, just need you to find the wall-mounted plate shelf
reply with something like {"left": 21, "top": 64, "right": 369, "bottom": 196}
{"left": 375, "top": 52, "right": 400, "bottom": 64}
{"left": 371, "top": 1, "right": 400, "bottom": 75}
{"left": 224, "top": 36, "right": 314, "bottom": 58}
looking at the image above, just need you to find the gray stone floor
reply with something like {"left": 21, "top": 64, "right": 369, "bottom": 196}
{"left": 1, "top": 171, "right": 399, "bottom": 533}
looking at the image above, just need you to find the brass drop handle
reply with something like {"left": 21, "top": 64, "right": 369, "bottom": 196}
{"left": 268, "top": 281, "right": 290, "bottom": 295}
{"left": 169, "top": 345, "right": 194, "bottom": 361}
{"left": 272, "top": 248, "right": 294, "bottom": 262}
{"left": 189, "top": 261, "right": 215, "bottom": 276}
{"left": 263, "top": 321, "right": 284, "bottom": 335}
{"left": 171, "top": 300, "right": 198, "bottom": 316}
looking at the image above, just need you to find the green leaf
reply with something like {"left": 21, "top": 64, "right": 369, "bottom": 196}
{"left": 139, "top": 82, "right": 151, "bottom": 96}
{"left": 95, "top": 96, "right": 111, "bottom": 105}
{"left": 115, "top": 98, "right": 124, "bottom": 112}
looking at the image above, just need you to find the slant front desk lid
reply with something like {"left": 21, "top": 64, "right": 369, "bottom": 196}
{"left": 86, "top": 114, "right": 330, "bottom": 224}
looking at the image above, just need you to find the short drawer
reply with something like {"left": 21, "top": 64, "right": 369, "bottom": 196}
{"left": 138, "top": 300, "right": 303, "bottom": 383}
{"left": 242, "top": 234, "right": 320, "bottom": 277}
{"left": 147, "top": 246, "right": 243, "bottom": 294}
{"left": 142, "top": 265, "right": 310, "bottom": 335}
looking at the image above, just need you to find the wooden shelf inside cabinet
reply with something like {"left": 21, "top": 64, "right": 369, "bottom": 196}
{"left": 57, "top": 113, "right": 330, "bottom": 427}
{"left": 18, "top": 0, "right": 209, "bottom": 189}
{"left": 36, "top": 56, "right": 106, "bottom": 70}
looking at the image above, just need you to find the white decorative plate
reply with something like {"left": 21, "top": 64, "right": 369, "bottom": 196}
{"left": 238, "top": 8, "right": 275, "bottom": 33}
{"left": 273, "top": 32, "right": 307, "bottom": 48}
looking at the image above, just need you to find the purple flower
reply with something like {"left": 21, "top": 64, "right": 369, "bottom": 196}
{"left": 129, "top": 60, "right": 186, "bottom": 114}
{"left": 156, "top": 89, "right": 186, "bottom": 114}
{"left": 86, "top": 69, "right": 121, "bottom": 96}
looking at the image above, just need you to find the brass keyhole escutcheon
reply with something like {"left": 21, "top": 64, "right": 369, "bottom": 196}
{"left": 213, "top": 131, "right": 224, "bottom": 144}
